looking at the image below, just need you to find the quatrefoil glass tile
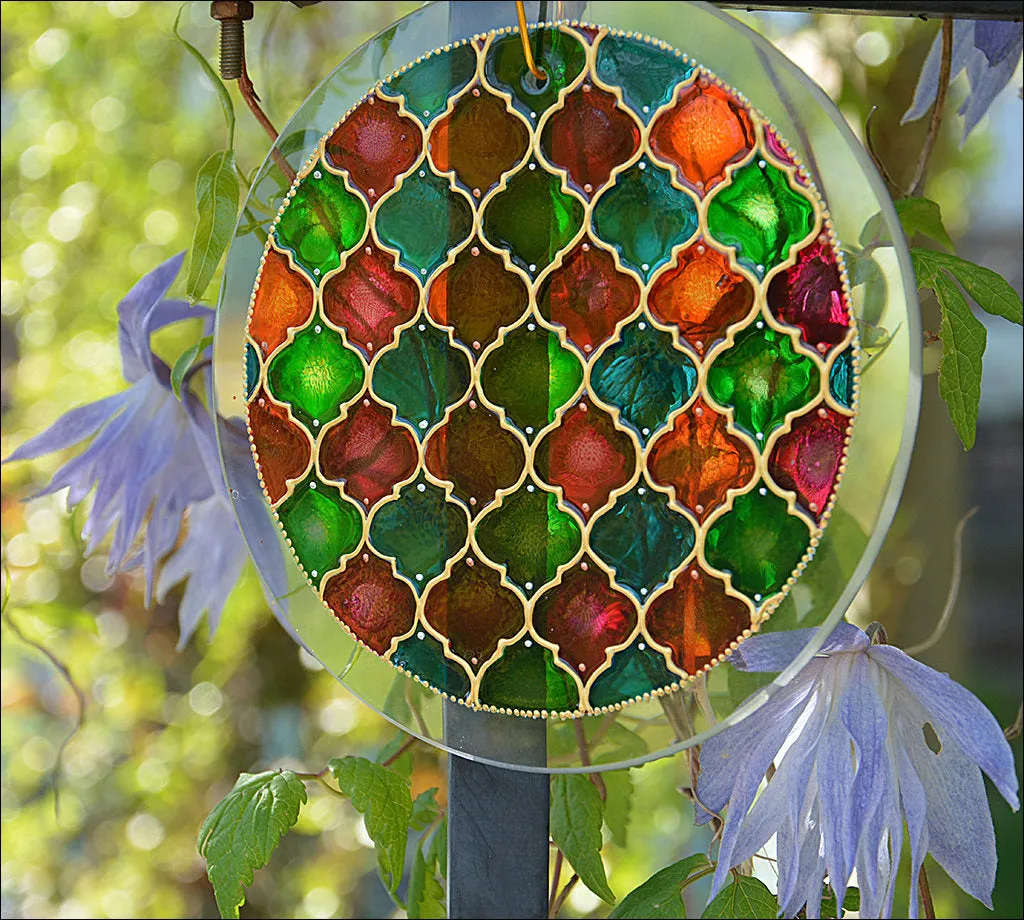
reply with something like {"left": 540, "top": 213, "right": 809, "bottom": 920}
{"left": 245, "top": 23, "right": 860, "bottom": 718}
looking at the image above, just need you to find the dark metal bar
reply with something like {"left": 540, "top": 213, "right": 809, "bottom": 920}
{"left": 714, "top": 1, "right": 1022, "bottom": 19}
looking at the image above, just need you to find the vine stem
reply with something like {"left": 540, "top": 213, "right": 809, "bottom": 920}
{"left": 574, "top": 720, "right": 606, "bottom": 800}
{"left": 549, "top": 873, "right": 579, "bottom": 918}
{"left": 548, "top": 848, "right": 564, "bottom": 917}
{"left": 919, "top": 864, "right": 937, "bottom": 920}
{"left": 237, "top": 60, "right": 296, "bottom": 183}
{"left": 908, "top": 18, "right": 953, "bottom": 197}
{"left": 380, "top": 735, "right": 418, "bottom": 768}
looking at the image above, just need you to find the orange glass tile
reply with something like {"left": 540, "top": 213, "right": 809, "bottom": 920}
{"left": 249, "top": 249, "right": 315, "bottom": 357}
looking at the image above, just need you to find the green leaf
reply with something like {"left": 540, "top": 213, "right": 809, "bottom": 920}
{"left": 700, "top": 876, "right": 777, "bottom": 919}
{"left": 550, "top": 774, "right": 615, "bottom": 905}
{"left": 858, "top": 198, "right": 954, "bottom": 252}
{"left": 407, "top": 844, "right": 446, "bottom": 919}
{"left": 173, "top": 6, "right": 235, "bottom": 147}
{"left": 934, "top": 270, "right": 986, "bottom": 450}
{"left": 197, "top": 770, "right": 306, "bottom": 919}
{"left": 170, "top": 334, "right": 214, "bottom": 399}
{"left": 816, "top": 886, "right": 861, "bottom": 918}
{"left": 410, "top": 787, "right": 440, "bottom": 831}
{"left": 609, "top": 853, "right": 713, "bottom": 919}
{"left": 429, "top": 817, "right": 448, "bottom": 879}
{"left": 602, "top": 769, "right": 633, "bottom": 848}
{"left": 329, "top": 756, "right": 413, "bottom": 895}
{"left": 186, "top": 150, "right": 240, "bottom": 304}
{"left": 913, "top": 249, "right": 1022, "bottom": 325}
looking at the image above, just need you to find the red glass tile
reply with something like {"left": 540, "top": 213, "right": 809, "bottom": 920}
{"left": 766, "top": 240, "right": 850, "bottom": 354}
{"left": 537, "top": 239, "right": 640, "bottom": 355}
{"left": 322, "top": 243, "right": 419, "bottom": 356}
{"left": 320, "top": 397, "right": 418, "bottom": 509}
{"left": 323, "top": 549, "right": 416, "bottom": 654}
{"left": 324, "top": 95, "right": 421, "bottom": 201}
{"left": 541, "top": 83, "right": 640, "bottom": 197}
{"left": 534, "top": 562, "right": 637, "bottom": 678}
{"left": 428, "top": 88, "right": 530, "bottom": 194}
{"left": 424, "top": 396, "right": 526, "bottom": 514}
{"left": 428, "top": 240, "right": 529, "bottom": 352}
{"left": 647, "top": 398, "right": 755, "bottom": 520}
{"left": 249, "top": 248, "right": 315, "bottom": 357}
{"left": 648, "top": 241, "right": 754, "bottom": 353}
{"left": 768, "top": 405, "right": 849, "bottom": 518}
{"left": 535, "top": 399, "right": 635, "bottom": 520}
{"left": 645, "top": 566, "right": 750, "bottom": 673}
{"left": 764, "top": 125, "right": 795, "bottom": 167}
{"left": 424, "top": 557, "right": 525, "bottom": 670}
{"left": 248, "top": 388, "right": 312, "bottom": 504}
{"left": 650, "top": 81, "right": 755, "bottom": 193}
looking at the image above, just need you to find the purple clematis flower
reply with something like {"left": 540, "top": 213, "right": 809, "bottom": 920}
{"left": 3, "top": 252, "right": 287, "bottom": 645}
{"left": 904, "top": 20, "right": 1023, "bottom": 142}
{"left": 696, "top": 622, "right": 1019, "bottom": 919}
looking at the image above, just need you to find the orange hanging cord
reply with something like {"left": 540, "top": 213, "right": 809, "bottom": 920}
{"left": 514, "top": 1, "right": 547, "bottom": 82}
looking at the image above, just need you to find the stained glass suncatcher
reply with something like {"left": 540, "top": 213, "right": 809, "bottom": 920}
{"left": 244, "top": 23, "right": 859, "bottom": 718}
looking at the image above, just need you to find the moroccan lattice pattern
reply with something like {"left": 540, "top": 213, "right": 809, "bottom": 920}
{"left": 244, "top": 23, "right": 859, "bottom": 718}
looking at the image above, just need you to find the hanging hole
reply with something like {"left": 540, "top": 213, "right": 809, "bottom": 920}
{"left": 521, "top": 65, "right": 549, "bottom": 95}
{"left": 922, "top": 721, "right": 942, "bottom": 755}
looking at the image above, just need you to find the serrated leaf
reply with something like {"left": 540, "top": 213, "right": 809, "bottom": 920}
{"left": 410, "top": 787, "right": 440, "bottom": 831}
{"left": 173, "top": 6, "right": 235, "bottom": 147}
{"left": 329, "top": 756, "right": 413, "bottom": 895}
{"left": 700, "top": 876, "right": 777, "bottom": 919}
{"left": 186, "top": 150, "right": 240, "bottom": 304}
{"left": 550, "top": 774, "right": 615, "bottom": 905}
{"left": 197, "top": 770, "right": 306, "bottom": 919}
{"left": 407, "top": 844, "right": 446, "bottom": 919}
{"left": 170, "top": 334, "right": 214, "bottom": 399}
{"left": 602, "top": 770, "right": 633, "bottom": 848}
{"left": 609, "top": 853, "right": 712, "bottom": 919}
{"left": 913, "top": 249, "right": 1022, "bottom": 325}
{"left": 935, "top": 270, "right": 986, "bottom": 450}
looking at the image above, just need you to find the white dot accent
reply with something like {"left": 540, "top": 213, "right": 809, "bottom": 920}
{"left": 527, "top": 484, "right": 536, "bottom": 492}
{"left": 419, "top": 170, "right": 426, "bottom": 177}
{"left": 756, "top": 321, "right": 764, "bottom": 329}
{"left": 638, "top": 487, "right": 646, "bottom": 495}
{"left": 420, "top": 268, "right": 428, "bottom": 275}
{"left": 527, "top": 322, "right": 536, "bottom": 331}
{"left": 756, "top": 264, "right": 765, "bottom": 273}
{"left": 309, "top": 482, "right": 317, "bottom": 489}
{"left": 530, "top": 111, "right": 537, "bottom": 118}
{"left": 524, "top": 639, "right": 533, "bottom": 647}
{"left": 642, "top": 105, "right": 650, "bottom": 113}
{"left": 313, "top": 268, "right": 321, "bottom": 275}
{"left": 753, "top": 593, "right": 762, "bottom": 602}
{"left": 638, "top": 321, "right": 647, "bottom": 330}
{"left": 529, "top": 263, "right": 537, "bottom": 272}
{"left": 417, "top": 483, "right": 427, "bottom": 492}
{"left": 312, "top": 419, "right": 320, "bottom": 427}
{"left": 642, "top": 263, "right": 650, "bottom": 271}
{"left": 759, "top": 487, "right": 767, "bottom": 495}
{"left": 756, "top": 432, "right": 764, "bottom": 441}
{"left": 758, "top": 159, "right": 767, "bottom": 168}
{"left": 423, "top": 110, "right": 430, "bottom": 116}
{"left": 418, "top": 323, "right": 426, "bottom": 331}
{"left": 419, "top": 420, "right": 429, "bottom": 429}
{"left": 525, "top": 581, "right": 534, "bottom": 590}
{"left": 640, "top": 587, "right": 648, "bottom": 596}
{"left": 638, "top": 642, "right": 647, "bottom": 650}
{"left": 418, "top": 631, "right": 426, "bottom": 639}
{"left": 638, "top": 161, "right": 647, "bottom": 170}
{"left": 416, "top": 574, "right": 424, "bottom": 582}
{"left": 313, "top": 170, "right": 322, "bottom": 179}
{"left": 311, "top": 570, "right": 318, "bottom": 577}
{"left": 314, "top": 324, "right": 322, "bottom": 333}
{"left": 528, "top": 163, "right": 537, "bottom": 171}
{"left": 526, "top": 426, "right": 534, "bottom": 434}
{"left": 641, "top": 427, "right": 650, "bottom": 436}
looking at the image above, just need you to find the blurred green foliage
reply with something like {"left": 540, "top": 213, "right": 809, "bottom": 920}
{"left": 1, "top": 3, "right": 1020, "bottom": 919}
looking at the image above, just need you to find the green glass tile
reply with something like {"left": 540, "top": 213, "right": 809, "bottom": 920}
{"left": 706, "top": 324, "right": 818, "bottom": 441}
{"left": 594, "top": 34, "right": 695, "bottom": 122}
{"left": 275, "top": 167, "right": 366, "bottom": 280}
{"left": 376, "top": 167, "right": 473, "bottom": 278}
{"left": 591, "top": 159, "right": 698, "bottom": 281}
{"left": 484, "top": 29, "right": 586, "bottom": 121}
{"left": 706, "top": 156, "right": 815, "bottom": 278}
{"left": 704, "top": 486, "right": 811, "bottom": 600}
{"left": 482, "top": 165, "right": 584, "bottom": 277}
{"left": 830, "top": 346, "right": 855, "bottom": 409}
{"left": 588, "top": 641, "right": 677, "bottom": 709}
{"left": 475, "top": 483, "right": 582, "bottom": 596}
{"left": 382, "top": 42, "right": 477, "bottom": 125}
{"left": 392, "top": 631, "right": 471, "bottom": 700}
{"left": 266, "top": 321, "right": 364, "bottom": 430}
{"left": 590, "top": 485, "right": 695, "bottom": 597}
{"left": 369, "top": 475, "right": 468, "bottom": 591}
{"left": 372, "top": 321, "right": 471, "bottom": 438}
{"left": 479, "top": 324, "right": 583, "bottom": 435}
{"left": 590, "top": 319, "right": 697, "bottom": 444}
{"left": 477, "top": 639, "right": 580, "bottom": 712}
{"left": 278, "top": 477, "right": 362, "bottom": 588}
{"left": 245, "top": 340, "right": 260, "bottom": 400}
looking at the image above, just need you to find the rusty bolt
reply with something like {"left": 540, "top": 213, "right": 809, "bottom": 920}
{"left": 210, "top": 1, "right": 254, "bottom": 80}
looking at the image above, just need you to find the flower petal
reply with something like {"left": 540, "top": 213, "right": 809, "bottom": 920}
{"left": 895, "top": 745, "right": 929, "bottom": 919}
{"left": 974, "top": 21, "right": 1023, "bottom": 66}
{"left": 902, "top": 21, "right": 977, "bottom": 124}
{"left": 2, "top": 391, "right": 130, "bottom": 465}
{"left": 118, "top": 252, "right": 187, "bottom": 382}
{"left": 731, "top": 622, "right": 868, "bottom": 672}
{"left": 891, "top": 683, "right": 999, "bottom": 910}
{"left": 871, "top": 645, "right": 1019, "bottom": 809}
{"left": 959, "top": 44, "right": 1023, "bottom": 140}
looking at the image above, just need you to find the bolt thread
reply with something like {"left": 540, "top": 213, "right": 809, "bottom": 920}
{"left": 219, "top": 19, "right": 244, "bottom": 80}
